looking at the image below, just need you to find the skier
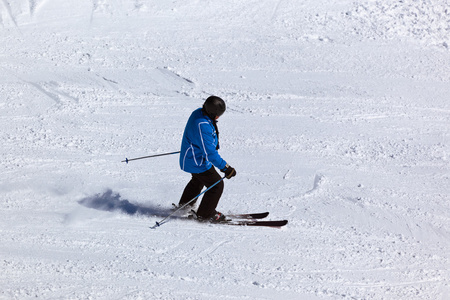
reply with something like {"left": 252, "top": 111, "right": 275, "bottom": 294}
{"left": 178, "top": 96, "right": 236, "bottom": 222}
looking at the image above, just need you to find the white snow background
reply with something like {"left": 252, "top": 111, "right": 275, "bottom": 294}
{"left": 1, "top": 0, "right": 449, "bottom": 299}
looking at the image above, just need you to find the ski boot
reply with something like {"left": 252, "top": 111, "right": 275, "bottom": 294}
{"left": 209, "top": 211, "right": 227, "bottom": 223}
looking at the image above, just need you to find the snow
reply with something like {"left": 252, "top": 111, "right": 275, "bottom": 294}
{"left": 1, "top": 0, "right": 449, "bottom": 299}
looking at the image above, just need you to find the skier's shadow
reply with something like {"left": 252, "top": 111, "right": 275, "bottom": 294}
{"left": 78, "top": 189, "right": 173, "bottom": 218}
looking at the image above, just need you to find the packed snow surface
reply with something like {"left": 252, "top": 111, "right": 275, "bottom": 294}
{"left": 1, "top": 0, "right": 449, "bottom": 299}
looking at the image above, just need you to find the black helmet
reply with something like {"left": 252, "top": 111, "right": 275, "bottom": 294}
{"left": 203, "top": 96, "right": 226, "bottom": 119}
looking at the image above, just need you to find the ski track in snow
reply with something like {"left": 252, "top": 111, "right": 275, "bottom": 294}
{"left": 1, "top": 0, "right": 450, "bottom": 299}
{"left": 0, "top": 0, "right": 18, "bottom": 28}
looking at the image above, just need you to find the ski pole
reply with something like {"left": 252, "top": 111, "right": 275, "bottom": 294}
{"left": 122, "top": 151, "right": 180, "bottom": 164}
{"left": 151, "top": 176, "right": 226, "bottom": 229}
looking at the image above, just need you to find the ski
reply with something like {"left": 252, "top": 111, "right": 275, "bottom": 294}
{"left": 226, "top": 212, "right": 269, "bottom": 220}
{"left": 151, "top": 209, "right": 285, "bottom": 229}
{"left": 222, "top": 219, "right": 288, "bottom": 228}
{"left": 171, "top": 204, "right": 269, "bottom": 220}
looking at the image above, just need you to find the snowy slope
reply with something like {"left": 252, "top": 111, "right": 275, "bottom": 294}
{"left": 1, "top": 0, "right": 449, "bottom": 299}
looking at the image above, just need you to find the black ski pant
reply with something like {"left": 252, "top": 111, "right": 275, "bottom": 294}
{"left": 179, "top": 167, "right": 224, "bottom": 218}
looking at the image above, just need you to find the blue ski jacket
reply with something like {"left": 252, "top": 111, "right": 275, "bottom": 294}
{"left": 180, "top": 108, "right": 227, "bottom": 174}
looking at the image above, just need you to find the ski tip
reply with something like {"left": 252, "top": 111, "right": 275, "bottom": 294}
{"left": 265, "top": 220, "right": 288, "bottom": 228}
{"left": 267, "top": 220, "right": 288, "bottom": 227}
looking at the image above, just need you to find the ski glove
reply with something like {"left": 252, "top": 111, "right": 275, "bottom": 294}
{"left": 221, "top": 164, "right": 236, "bottom": 179}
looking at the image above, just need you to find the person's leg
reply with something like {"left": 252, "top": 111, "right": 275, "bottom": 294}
{"left": 195, "top": 167, "right": 224, "bottom": 218}
{"left": 178, "top": 175, "right": 204, "bottom": 207}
